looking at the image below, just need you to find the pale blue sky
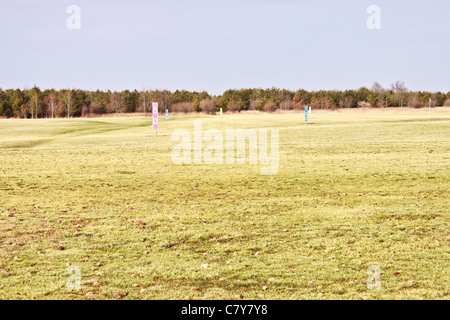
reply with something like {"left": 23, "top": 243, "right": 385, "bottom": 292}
{"left": 1, "top": 0, "right": 449, "bottom": 94}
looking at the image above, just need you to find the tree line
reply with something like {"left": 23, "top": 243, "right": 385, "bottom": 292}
{"left": 1, "top": 81, "right": 449, "bottom": 118}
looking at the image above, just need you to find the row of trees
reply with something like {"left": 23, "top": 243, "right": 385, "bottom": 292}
{"left": 1, "top": 82, "right": 449, "bottom": 118}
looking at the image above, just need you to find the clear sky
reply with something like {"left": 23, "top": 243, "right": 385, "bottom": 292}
{"left": 1, "top": 0, "right": 449, "bottom": 95}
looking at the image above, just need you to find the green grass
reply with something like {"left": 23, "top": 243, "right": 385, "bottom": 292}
{"left": 0, "top": 108, "right": 449, "bottom": 300}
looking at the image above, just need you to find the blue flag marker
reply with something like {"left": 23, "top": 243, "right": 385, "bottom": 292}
{"left": 166, "top": 109, "right": 168, "bottom": 121}
{"left": 305, "top": 106, "right": 309, "bottom": 123}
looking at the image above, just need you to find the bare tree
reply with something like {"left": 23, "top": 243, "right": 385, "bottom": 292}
{"left": 199, "top": 99, "right": 218, "bottom": 114}
{"left": 390, "top": 81, "right": 407, "bottom": 93}
{"left": 26, "top": 88, "right": 39, "bottom": 119}
{"left": 33, "top": 92, "right": 39, "bottom": 118}
{"left": 371, "top": 82, "right": 388, "bottom": 108}
{"left": 43, "top": 94, "right": 58, "bottom": 118}
{"left": 109, "top": 92, "right": 124, "bottom": 114}
{"left": 56, "top": 99, "right": 65, "bottom": 117}
{"left": 140, "top": 87, "right": 150, "bottom": 116}
{"left": 280, "top": 98, "right": 295, "bottom": 110}
{"left": 390, "top": 81, "right": 408, "bottom": 107}
{"left": 371, "top": 82, "right": 384, "bottom": 93}
{"left": 28, "top": 92, "right": 34, "bottom": 119}
{"left": 340, "top": 96, "right": 354, "bottom": 108}
{"left": 62, "top": 89, "right": 73, "bottom": 118}
{"left": 159, "top": 90, "right": 173, "bottom": 113}
{"left": 311, "top": 97, "right": 334, "bottom": 109}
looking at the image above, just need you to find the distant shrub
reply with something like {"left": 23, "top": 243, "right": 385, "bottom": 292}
{"left": 357, "top": 101, "right": 371, "bottom": 108}
{"left": 81, "top": 103, "right": 104, "bottom": 117}
{"left": 227, "top": 103, "right": 241, "bottom": 113}
{"left": 444, "top": 99, "right": 450, "bottom": 107}
{"left": 293, "top": 103, "right": 305, "bottom": 111}
{"left": 172, "top": 102, "right": 193, "bottom": 113}
{"left": 280, "top": 100, "right": 295, "bottom": 110}
{"left": 81, "top": 105, "right": 90, "bottom": 117}
{"left": 311, "top": 97, "right": 334, "bottom": 109}
{"left": 91, "top": 102, "right": 104, "bottom": 114}
{"left": 249, "top": 100, "right": 262, "bottom": 111}
{"left": 408, "top": 96, "right": 424, "bottom": 108}
{"left": 411, "top": 101, "right": 424, "bottom": 108}
{"left": 263, "top": 101, "right": 278, "bottom": 113}
{"left": 340, "top": 96, "right": 355, "bottom": 108}
{"left": 200, "top": 99, "right": 217, "bottom": 115}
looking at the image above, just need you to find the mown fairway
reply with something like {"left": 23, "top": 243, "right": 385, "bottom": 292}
{"left": 0, "top": 108, "right": 449, "bottom": 300}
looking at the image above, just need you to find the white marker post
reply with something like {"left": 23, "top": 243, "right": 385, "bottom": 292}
{"left": 152, "top": 102, "right": 158, "bottom": 135}
{"left": 429, "top": 98, "right": 431, "bottom": 120}
{"left": 304, "top": 106, "right": 308, "bottom": 123}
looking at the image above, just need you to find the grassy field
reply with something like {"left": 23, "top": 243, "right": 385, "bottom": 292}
{"left": 0, "top": 108, "right": 449, "bottom": 300}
